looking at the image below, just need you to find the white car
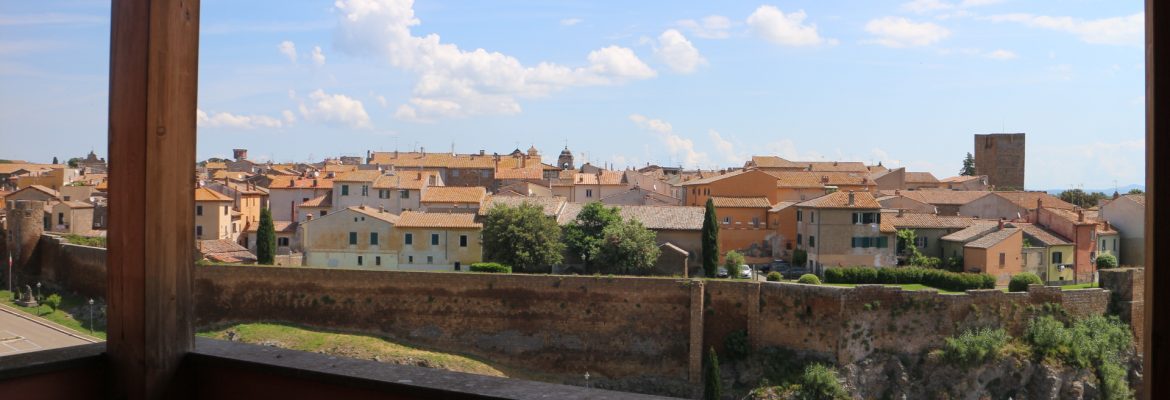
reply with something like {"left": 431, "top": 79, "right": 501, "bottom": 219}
{"left": 738, "top": 266, "right": 753, "bottom": 279}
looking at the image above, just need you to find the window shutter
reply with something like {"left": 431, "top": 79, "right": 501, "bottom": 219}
{"left": 852, "top": 213, "right": 859, "bottom": 224}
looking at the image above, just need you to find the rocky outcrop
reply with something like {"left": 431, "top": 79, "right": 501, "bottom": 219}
{"left": 839, "top": 353, "right": 1102, "bottom": 400}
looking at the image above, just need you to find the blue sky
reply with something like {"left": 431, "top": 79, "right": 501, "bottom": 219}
{"left": 0, "top": 0, "right": 1145, "bottom": 190}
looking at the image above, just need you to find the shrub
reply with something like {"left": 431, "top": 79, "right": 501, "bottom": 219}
{"left": 942, "top": 328, "right": 1009, "bottom": 367}
{"left": 469, "top": 263, "right": 512, "bottom": 273}
{"left": 766, "top": 271, "right": 782, "bottom": 282}
{"left": 725, "top": 329, "right": 750, "bottom": 361}
{"left": 791, "top": 249, "right": 807, "bottom": 268}
{"left": 1025, "top": 315, "right": 1134, "bottom": 399}
{"left": 44, "top": 294, "right": 62, "bottom": 314}
{"left": 797, "top": 274, "right": 821, "bottom": 285}
{"left": 821, "top": 266, "right": 994, "bottom": 292}
{"left": 1096, "top": 253, "right": 1119, "bottom": 269}
{"left": 724, "top": 251, "right": 745, "bottom": 278}
{"left": 704, "top": 347, "right": 721, "bottom": 400}
{"left": 1026, "top": 315, "right": 1074, "bottom": 362}
{"left": 798, "top": 363, "right": 848, "bottom": 400}
{"left": 1009, "top": 272, "right": 1043, "bottom": 292}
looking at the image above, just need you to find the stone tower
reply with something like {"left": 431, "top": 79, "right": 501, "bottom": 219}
{"left": 5, "top": 200, "right": 45, "bottom": 282}
{"left": 232, "top": 148, "right": 248, "bottom": 162}
{"left": 974, "top": 133, "right": 1025, "bottom": 190}
{"left": 558, "top": 146, "right": 574, "bottom": 170}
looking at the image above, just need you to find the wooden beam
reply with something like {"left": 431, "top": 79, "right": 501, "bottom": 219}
{"left": 107, "top": 0, "right": 199, "bottom": 398}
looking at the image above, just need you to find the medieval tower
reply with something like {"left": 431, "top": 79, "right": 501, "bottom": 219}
{"left": 974, "top": 133, "right": 1026, "bottom": 190}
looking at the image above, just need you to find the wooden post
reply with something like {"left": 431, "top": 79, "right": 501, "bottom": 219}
{"left": 1148, "top": 1, "right": 1168, "bottom": 399}
{"left": 107, "top": 0, "right": 199, "bottom": 398}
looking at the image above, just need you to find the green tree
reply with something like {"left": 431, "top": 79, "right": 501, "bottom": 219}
{"left": 792, "top": 248, "right": 808, "bottom": 268}
{"left": 563, "top": 202, "right": 622, "bottom": 272}
{"left": 1059, "top": 189, "right": 1109, "bottom": 208}
{"left": 52, "top": 156, "right": 58, "bottom": 165}
{"left": 799, "top": 363, "right": 848, "bottom": 400}
{"left": 702, "top": 198, "right": 720, "bottom": 277}
{"left": 483, "top": 203, "right": 565, "bottom": 273}
{"left": 960, "top": 152, "right": 976, "bottom": 176}
{"left": 44, "top": 294, "right": 62, "bottom": 315}
{"left": 1127, "top": 188, "right": 1145, "bottom": 195}
{"left": 704, "top": 347, "right": 722, "bottom": 400}
{"left": 723, "top": 250, "right": 745, "bottom": 278}
{"left": 596, "top": 219, "right": 660, "bottom": 275}
{"left": 1096, "top": 253, "right": 1118, "bottom": 269}
{"left": 66, "top": 157, "right": 83, "bottom": 168}
{"left": 256, "top": 208, "right": 276, "bottom": 265}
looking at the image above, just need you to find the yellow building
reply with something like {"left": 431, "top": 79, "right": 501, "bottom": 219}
{"left": 300, "top": 205, "right": 400, "bottom": 269}
{"left": 393, "top": 211, "right": 482, "bottom": 271}
{"left": 195, "top": 187, "right": 234, "bottom": 240}
{"left": 795, "top": 191, "right": 897, "bottom": 273}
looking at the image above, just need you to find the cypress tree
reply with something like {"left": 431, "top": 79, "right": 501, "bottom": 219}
{"left": 704, "top": 347, "right": 722, "bottom": 400}
{"left": 702, "top": 198, "right": 719, "bottom": 277}
{"left": 256, "top": 208, "right": 276, "bottom": 265}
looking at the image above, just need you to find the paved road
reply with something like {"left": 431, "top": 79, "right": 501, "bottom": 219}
{"left": 0, "top": 306, "right": 93, "bottom": 356}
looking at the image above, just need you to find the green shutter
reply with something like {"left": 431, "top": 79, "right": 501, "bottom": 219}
{"left": 877, "top": 237, "right": 888, "bottom": 248}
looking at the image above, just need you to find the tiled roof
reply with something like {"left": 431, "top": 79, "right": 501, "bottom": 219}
{"left": 421, "top": 186, "right": 486, "bottom": 204}
{"left": 12, "top": 185, "right": 60, "bottom": 199}
{"left": 940, "top": 175, "right": 983, "bottom": 183}
{"left": 992, "top": 191, "right": 1076, "bottom": 210}
{"left": 60, "top": 200, "right": 94, "bottom": 209}
{"left": 905, "top": 172, "right": 939, "bottom": 184}
{"left": 568, "top": 170, "right": 625, "bottom": 186}
{"left": 1122, "top": 193, "right": 1145, "bottom": 206}
{"left": 373, "top": 171, "right": 440, "bottom": 190}
{"left": 323, "top": 164, "right": 359, "bottom": 173}
{"left": 198, "top": 240, "right": 257, "bottom": 264}
{"left": 396, "top": 211, "right": 482, "bottom": 229}
{"left": 901, "top": 190, "right": 990, "bottom": 205}
{"left": 333, "top": 170, "right": 384, "bottom": 182}
{"left": 749, "top": 156, "right": 803, "bottom": 169}
{"left": 481, "top": 196, "right": 567, "bottom": 217}
{"left": 678, "top": 169, "right": 748, "bottom": 186}
{"left": 368, "top": 152, "right": 499, "bottom": 169}
{"left": 801, "top": 161, "right": 869, "bottom": 173}
{"left": 203, "top": 162, "right": 227, "bottom": 170}
{"left": 268, "top": 176, "right": 334, "bottom": 189}
{"left": 711, "top": 196, "right": 772, "bottom": 208}
{"left": 796, "top": 191, "right": 882, "bottom": 209}
{"left": 769, "top": 201, "right": 799, "bottom": 212}
{"left": 300, "top": 192, "right": 332, "bottom": 208}
{"left": 195, "top": 187, "right": 232, "bottom": 202}
{"left": 814, "top": 172, "right": 875, "bottom": 186}
{"left": 95, "top": 180, "right": 108, "bottom": 191}
{"left": 765, "top": 171, "right": 826, "bottom": 188}
{"left": 883, "top": 212, "right": 975, "bottom": 229}
{"left": 940, "top": 222, "right": 1000, "bottom": 242}
{"left": 556, "top": 203, "right": 705, "bottom": 231}
{"left": 349, "top": 206, "right": 400, "bottom": 225}
{"left": 1011, "top": 223, "right": 1072, "bottom": 246}
{"left": 245, "top": 220, "right": 299, "bottom": 233}
{"left": 965, "top": 228, "right": 1021, "bottom": 249}
{"left": 494, "top": 167, "right": 545, "bottom": 180}
{"left": 212, "top": 170, "right": 251, "bottom": 181}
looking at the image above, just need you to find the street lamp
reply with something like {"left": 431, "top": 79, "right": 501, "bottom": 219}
{"left": 88, "top": 298, "right": 95, "bottom": 334}
{"left": 36, "top": 282, "right": 41, "bottom": 302}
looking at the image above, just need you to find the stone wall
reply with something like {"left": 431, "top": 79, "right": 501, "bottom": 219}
{"left": 1100, "top": 268, "right": 1145, "bottom": 352}
{"left": 32, "top": 234, "right": 106, "bottom": 299}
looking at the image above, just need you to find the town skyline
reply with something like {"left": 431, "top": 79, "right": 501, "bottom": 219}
{"left": 0, "top": 0, "right": 1146, "bottom": 189}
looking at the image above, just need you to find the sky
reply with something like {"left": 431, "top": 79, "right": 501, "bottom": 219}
{"left": 0, "top": 0, "right": 1146, "bottom": 190}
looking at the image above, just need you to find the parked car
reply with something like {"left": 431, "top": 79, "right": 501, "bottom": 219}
{"left": 738, "top": 266, "right": 753, "bottom": 279}
{"left": 780, "top": 266, "right": 808, "bottom": 280}
{"left": 716, "top": 267, "right": 729, "bottom": 278}
{"left": 756, "top": 263, "right": 772, "bottom": 273}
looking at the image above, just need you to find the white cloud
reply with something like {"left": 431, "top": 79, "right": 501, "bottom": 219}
{"left": 560, "top": 18, "right": 582, "bottom": 26}
{"left": 677, "top": 15, "right": 732, "bottom": 39}
{"left": 653, "top": 29, "right": 706, "bottom": 74}
{"left": 870, "top": 148, "right": 903, "bottom": 167}
{"left": 311, "top": 46, "right": 326, "bottom": 66}
{"left": 333, "top": 0, "right": 656, "bottom": 122}
{"left": 708, "top": 130, "right": 743, "bottom": 164}
{"left": 985, "top": 49, "right": 1017, "bottom": 60}
{"left": 628, "top": 114, "right": 711, "bottom": 167}
{"left": 1031, "top": 139, "right": 1143, "bottom": 189}
{"left": 863, "top": 17, "right": 950, "bottom": 47}
{"left": 376, "top": 95, "right": 388, "bottom": 108}
{"left": 277, "top": 40, "right": 297, "bottom": 64}
{"left": 747, "top": 6, "right": 833, "bottom": 46}
{"left": 902, "top": 0, "right": 1002, "bottom": 16}
{"left": 281, "top": 110, "right": 297, "bottom": 124}
{"left": 299, "top": 89, "right": 372, "bottom": 129}
{"left": 985, "top": 13, "right": 1143, "bottom": 46}
{"left": 196, "top": 108, "right": 284, "bottom": 129}
{"left": 902, "top": 0, "right": 954, "bottom": 14}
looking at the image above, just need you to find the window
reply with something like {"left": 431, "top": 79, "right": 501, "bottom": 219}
{"left": 809, "top": 236, "right": 816, "bottom": 248}
{"left": 58, "top": 212, "right": 64, "bottom": 224}
{"left": 460, "top": 235, "right": 468, "bottom": 247}
{"left": 375, "top": 256, "right": 382, "bottom": 266}
{"left": 586, "top": 189, "right": 593, "bottom": 197}
{"left": 796, "top": 234, "right": 802, "bottom": 245}
{"left": 723, "top": 216, "right": 730, "bottom": 224}
{"left": 341, "top": 185, "right": 349, "bottom": 196}
{"left": 400, "top": 190, "right": 409, "bottom": 199}
{"left": 1052, "top": 252, "right": 1063, "bottom": 264}
{"left": 349, "top": 232, "right": 357, "bottom": 245}
{"left": 361, "top": 185, "right": 369, "bottom": 196}
{"left": 427, "top": 256, "right": 434, "bottom": 264}
{"left": 196, "top": 225, "right": 203, "bottom": 237}
{"left": 278, "top": 237, "right": 289, "bottom": 247}
{"left": 357, "top": 256, "right": 363, "bottom": 266}
{"left": 196, "top": 205, "right": 203, "bottom": 216}
{"left": 914, "top": 236, "right": 928, "bottom": 248}
{"left": 853, "top": 212, "right": 879, "bottom": 224}
{"left": 451, "top": 169, "right": 460, "bottom": 176}
{"left": 796, "top": 210, "right": 802, "bottom": 222}
{"left": 302, "top": 197, "right": 309, "bottom": 203}
{"left": 810, "top": 212, "right": 815, "bottom": 223}
{"left": 223, "top": 206, "right": 228, "bottom": 215}
{"left": 370, "top": 232, "right": 378, "bottom": 245}
{"left": 379, "top": 189, "right": 389, "bottom": 199}
{"left": 405, "top": 233, "right": 413, "bottom": 245}
{"left": 320, "top": 210, "right": 326, "bottom": 216}
{"left": 752, "top": 217, "right": 760, "bottom": 227}
{"left": 999, "top": 252, "right": 1006, "bottom": 267}
{"left": 408, "top": 255, "right": 414, "bottom": 263}
{"left": 877, "top": 237, "right": 888, "bottom": 248}
{"left": 431, "top": 233, "right": 439, "bottom": 245}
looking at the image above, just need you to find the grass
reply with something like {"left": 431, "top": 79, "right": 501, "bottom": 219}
{"left": 821, "top": 282, "right": 965, "bottom": 294}
{"left": 1060, "top": 282, "right": 1098, "bottom": 290}
{"left": 0, "top": 290, "right": 105, "bottom": 340}
{"left": 198, "top": 323, "right": 506, "bottom": 377}
{"left": 60, "top": 234, "right": 107, "bottom": 248}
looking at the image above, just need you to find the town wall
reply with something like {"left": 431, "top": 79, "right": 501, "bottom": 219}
{"left": 31, "top": 234, "right": 106, "bottom": 299}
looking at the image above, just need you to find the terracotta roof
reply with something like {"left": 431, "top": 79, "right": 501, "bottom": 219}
{"left": 396, "top": 211, "right": 482, "bottom": 229}
{"left": 11, "top": 185, "right": 60, "bottom": 199}
{"left": 965, "top": 228, "right": 1021, "bottom": 249}
{"left": 300, "top": 192, "right": 332, "bottom": 208}
{"left": 349, "top": 206, "right": 400, "bottom": 225}
{"left": 569, "top": 170, "right": 625, "bottom": 186}
{"left": 901, "top": 190, "right": 990, "bottom": 206}
{"left": 333, "top": 170, "right": 384, "bottom": 182}
{"left": 711, "top": 196, "right": 772, "bottom": 208}
{"left": 1122, "top": 193, "right": 1145, "bottom": 206}
{"left": 556, "top": 203, "right": 705, "bottom": 231}
{"left": 421, "top": 186, "right": 486, "bottom": 204}
{"left": 481, "top": 196, "right": 567, "bottom": 217}
{"left": 323, "top": 164, "right": 359, "bottom": 173}
{"left": 1011, "top": 223, "right": 1072, "bottom": 246}
{"left": 769, "top": 201, "right": 799, "bottom": 212}
{"left": 940, "top": 175, "right": 984, "bottom": 183}
{"left": 95, "top": 180, "right": 108, "bottom": 191}
{"left": 368, "top": 152, "right": 498, "bottom": 169}
{"left": 801, "top": 161, "right": 869, "bottom": 173}
{"left": 992, "top": 191, "right": 1076, "bottom": 210}
{"left": 678, "top": 169, "right": 748, "bottom": 186}
{"left": 204, "top": 162, "right": 227, "bottom": 170}
{"left": 268, "top": 176, "right": 334, "bottom": 189}
{"left": 494, "top": 167, "right": 545, "bottom": 180}
{"left": 749, "top": 156, "right": 803, "bottom": 169}
{"left": 814, "top": 172, "right": 875, "bottom": 186}
{"left": 940, "top": 222, "right": 1000, "bottom": 242}
{"left": 796, "top": 191, "right": 881, "bottom": 209}
{"left": 198, "top": 240, "right": 257, "bottom": 264}
{"left": 59, "top": 200, "right": 94, "bottom": 209}
{"left": 765, "top": 171, "right": 826, "bottom": 188}
{"left": 212, "top": 170, "right": 251, "bottom": 181}
{"left": 883, "top": 212, "right": 975, "bottom": 229}
{"left": 195, "top": 187, "right": 233, "bottom": 202}
{"left": 904, "top": 172, "right": 939, "bottom": 184}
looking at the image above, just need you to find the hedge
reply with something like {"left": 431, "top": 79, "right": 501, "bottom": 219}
{"left": 1008, "top": 272, "right": 1042, "bottom": 292}
{"left": 766, "top": 271, "right": 782, "bottom": 282}
{"left": 797, "top": 274, "right": 821, "bottom": 285}
{"left": 469, "top": 262, "right": 512, "bottom": 273}
{"left": 823, "top": 266, "right": 995, "bottom": 292}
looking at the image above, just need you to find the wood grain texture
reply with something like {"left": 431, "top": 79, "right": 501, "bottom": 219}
{"left": 107, "top": 0, "right": 199, "bottom": 398}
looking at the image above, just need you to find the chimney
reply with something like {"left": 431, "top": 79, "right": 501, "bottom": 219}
{"left": 379, "top": 206, "right": 385, "bottom": 213}
{"left": 1037, "top": 198, "right": 1043, "bottom": 209}
{"left": 998, "top": 218, "right": 1005, "bottom": 230}
{"left": 479, "top": 149, "right": 485, "bottom": 156}
{"left": 897, "top": 208, "right": 904, "bottom": 217}
{"left": 894, "top": 190, "right": 900, "bottom": 196}
{"left": 290, "top": 201, "right": 295, "bottom": 222}
{"left": 1105, "top": 221, "right": 1112, "bottom": 231}
{"left": 847, "top": 191, "right": 855, "bottom": 206}
{"left": 821, "top": 176, "right": 829, "bottom": 184}
{"left": 306, "top": 213, "right": 313, "bottom": 221}
{"left": 1078, "top": 209, "right": 1085, "bottom": 222}
{"left": 312, "top": 179, "right": 318, "bottom": 187}
{"left": 360, "top": 204, "right": 366, "bottom": 210}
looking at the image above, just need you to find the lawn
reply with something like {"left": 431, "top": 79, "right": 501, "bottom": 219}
{"left": 0, "top": 290, "right": 105, "bottom": 340}
{"left": 820, "top": 282, "right": 965, "bottom": 294}
{"left": 1060, "top": 282, "right": 1098, "bottom": 290}
{"left": 198, "top": 323, "right": 506, "bottom": 377}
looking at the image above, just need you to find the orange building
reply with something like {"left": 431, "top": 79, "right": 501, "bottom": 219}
{"left": 710, "top": 196, "right": 772, "bottom": 263}
{"left": 680, "top": 169, "right": 780, "bottom": 207}
{"left": 963, "top": 226, "right": 1023, "bottom": 287}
